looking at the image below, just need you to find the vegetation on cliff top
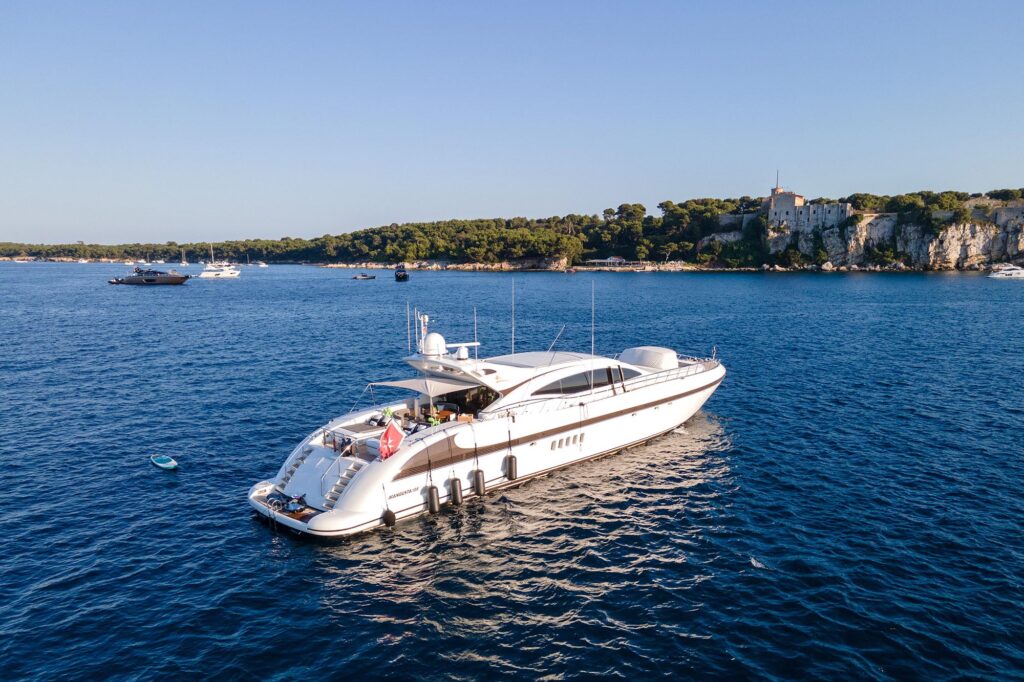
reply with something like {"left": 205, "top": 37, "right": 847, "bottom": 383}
{"left": 4, "top": 189, "right": 1021, "bottom": 267}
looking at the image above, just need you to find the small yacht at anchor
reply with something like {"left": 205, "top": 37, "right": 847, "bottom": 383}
{"left": 199, "top": 263, "right": 241, "bottom": 279}
{"left": 248, "top": 313, "right": 726, "bottom": 538}
{"left": 988, "top": 264, "right": 1024, "bottom": 279}
{"left": 197, "top": 245, "right": 240, "bottom": 279}
{"left": 109, "top": 266, "right": 190, "bottom": 285}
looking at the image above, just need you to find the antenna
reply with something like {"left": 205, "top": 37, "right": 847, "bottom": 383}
{"left": 590, "top": 280, "right": 596, "bottom": 395}
{"left": 406, "top": 301, "right": 411, "bottom": 353}
{"left": 591, "top": 279, "right": 595, "bottom": 357}
{"left": 473, "top": 307, "right": 478, "bottom": 360}
{"left": 546, "top": 324, "right": 565, "bottom": 354}
{"left": 511, "top": 279, "right": 516, "bottom": 355}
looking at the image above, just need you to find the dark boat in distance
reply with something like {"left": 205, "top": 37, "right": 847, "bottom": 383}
{"left": 352, "top": 273, "right": 376, "bottom": 280}
{"left": 109, "top": 267, "right": 190, "bottom": 285}
{"left": 395, "top": 265, "right": 409, "bottom": 281}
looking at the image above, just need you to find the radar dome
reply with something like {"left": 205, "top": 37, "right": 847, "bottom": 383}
{"left": 422, "top": 332, "right": 447, "bottom": 357}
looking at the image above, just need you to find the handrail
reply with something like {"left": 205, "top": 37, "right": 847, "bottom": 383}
{"left": 319, "top": 442, "right": 352, "bottom": 496}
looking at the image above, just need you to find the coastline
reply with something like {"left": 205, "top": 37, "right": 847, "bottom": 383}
{"left": 4, "top": 256, "right": 1012, "bottom": 273}
{"left": 320, "top": 260, "right": 1003, "bottom": 274}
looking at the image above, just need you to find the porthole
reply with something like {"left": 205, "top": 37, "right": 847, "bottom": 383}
{"left": 572, "top": 435, "right": 578, "bottom": 444}
{"left": 550, "top": 441, "right": 556, "bottom": 451}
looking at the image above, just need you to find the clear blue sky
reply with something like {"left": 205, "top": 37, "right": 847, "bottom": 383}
{"left": 2, "top": 0, "right": 1022, "bottom": 244}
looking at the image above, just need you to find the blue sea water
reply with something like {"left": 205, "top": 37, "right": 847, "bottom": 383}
{"left": 1, "top": 262, "right": 1023, "bottom": 680}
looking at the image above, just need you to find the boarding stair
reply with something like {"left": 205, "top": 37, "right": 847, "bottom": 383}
{"left": 323, "top": 460, "right": 366, "bottom": 510}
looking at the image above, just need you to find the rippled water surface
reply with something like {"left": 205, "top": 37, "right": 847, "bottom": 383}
{"left": 2, "top": 263, "right": 1023, "bottom": 679}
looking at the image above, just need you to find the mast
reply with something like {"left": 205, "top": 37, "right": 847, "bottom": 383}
{"left": 473, "top": 306, "right": 478, "bottom": 360}
{"left": 406, "top": 301, "right": 411, "bottom": 353}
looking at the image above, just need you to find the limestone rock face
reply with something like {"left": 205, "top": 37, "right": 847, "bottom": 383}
{"left": 765, "top": 207, "right": 1024, "bottom": 269}
{"left": 696, "top": 230, "right": 743, "bottom": 252}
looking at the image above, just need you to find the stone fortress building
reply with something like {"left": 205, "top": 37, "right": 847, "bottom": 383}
{"left": 765, "top": 178, "right": 851, "bottom": 231}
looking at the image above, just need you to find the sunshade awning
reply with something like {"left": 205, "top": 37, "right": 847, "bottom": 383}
{"left": 371, "top": 377, "right": 479, "bottom": 397}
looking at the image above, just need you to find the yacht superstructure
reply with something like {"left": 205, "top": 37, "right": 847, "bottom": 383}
{"left": 988, "top": 264, "right": 1024, "bottom": 279}
{"left": 249, "top": 314, "right": 725, "bottom": 537}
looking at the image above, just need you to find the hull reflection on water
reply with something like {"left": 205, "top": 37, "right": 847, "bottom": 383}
{"left": 312, "top": 412, "right": 731, "bottom": 622}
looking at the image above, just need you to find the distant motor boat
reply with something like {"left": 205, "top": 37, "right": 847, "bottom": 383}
{"left": 154, "top": 260, "right": 165, "bottom": 264}
{"left": 988, "top": 265, "right": 1024, "bottom": 279}
{"left": 395, "top": 265, "right": 409, "bottom": 282}
{"left": 352, "top": 273, "right": 376, "bottom": 280}
{"left": 198, "top": 264, "right": 241, "bottom": 279}
{"left": 77, "top": 259, "right": 89, "bottom": 264}
{"left": 198, "top": 244, "right": 241, "bottom": 278}
{"left": 109, "top": 267, "right": 190, "bottom": 285}
{"left": 256, "top": 261, "right": 269, "bottom": 268}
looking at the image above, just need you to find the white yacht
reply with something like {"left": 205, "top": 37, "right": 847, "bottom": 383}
{"left": 198, "top": 264, "right": 240, "bottom": 279}
{"left": 248, "top": 314, "right": 726, "bottom": 538}
{"left": 988, "top": 264, "right": 1024, "bottom": 279}
{"left": 197, "top": 245, "right": 240, "bottom": 279}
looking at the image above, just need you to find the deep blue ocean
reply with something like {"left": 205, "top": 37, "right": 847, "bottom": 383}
{"left": 2, "top": 262, "right": 1023, "bottom": 680}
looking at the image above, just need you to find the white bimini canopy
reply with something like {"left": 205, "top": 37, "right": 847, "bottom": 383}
{"left": 372, "top": 377, "right": 479, "bottom": 397}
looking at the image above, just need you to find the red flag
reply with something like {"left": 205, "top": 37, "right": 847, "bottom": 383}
{"left": 378, "top": 421, "right": 404, "bottom": 460}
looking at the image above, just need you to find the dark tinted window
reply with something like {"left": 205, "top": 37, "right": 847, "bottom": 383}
{"left": 534, "top": 372, "right": 592, "bottom": 396}
{"left": 591, "top": 369, "right": 613, "bottom": 389}
{"left": 621, "top": 368, "right": 641, "bottom": 380}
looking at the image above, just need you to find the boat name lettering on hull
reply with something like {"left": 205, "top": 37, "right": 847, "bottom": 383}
{"left": 388, "top": 487, "right": 417, "bottom": 500}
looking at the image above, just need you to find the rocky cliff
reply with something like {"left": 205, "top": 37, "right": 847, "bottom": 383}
{"left": 766, "top": 206, "right": 1024, "bottom": 269}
